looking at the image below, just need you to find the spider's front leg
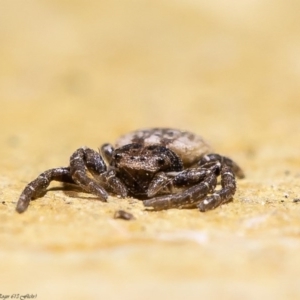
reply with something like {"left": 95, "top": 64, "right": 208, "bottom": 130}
{"left": 16, "top": 167, "right": 74, "bottom": 213}
{"left": 143, "top": 164, "right": 219, "bottom": 210}
{"left": 146, "top": 161, "right": 218, "bottom": 198}
{"left": 70, "top": 147, "right": 127, "bottom": 199}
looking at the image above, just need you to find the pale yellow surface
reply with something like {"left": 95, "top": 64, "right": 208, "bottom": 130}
{"left": 1, "top": 1, "right": 300, "bottom": 299}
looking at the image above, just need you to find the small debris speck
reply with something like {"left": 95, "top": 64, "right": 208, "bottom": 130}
{"left": 293, "top": 198, "right": 300, "bottom": 203}
{"left": 114, "top": 210, "right": 135, "bottom": 220}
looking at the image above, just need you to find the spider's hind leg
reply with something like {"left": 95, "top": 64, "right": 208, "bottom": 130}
{"left": 16, "top": 167, "right": 73, "bottom": 213}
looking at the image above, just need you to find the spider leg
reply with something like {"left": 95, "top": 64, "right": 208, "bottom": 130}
{"left": 16, "top": 167, "right": 73, "bottom": 213}
{"left": 97, "top": 169, "right": 128, "bottom": 197}
{"left": 147, "top": 161, "right": 218, "bottom": 198}
{"left": 70, "top": 147, "right": 109, "bottom": 200}
{"left": 147, "top": 172, "right": 174, "bottom": 198}
{"left": 143, "top": 166, "right": 218, "bottom": 210}
{"left": 70, "top": 147, "right": 128, "bottom": 198}
{"left": 100, "top": 143, "right": 114, "bottom": 164}
{"left": 197, "top": 164, "right": 236, "bottom": 212}
{"left": 200, "top": 153, "right": 245, "bottom": 179}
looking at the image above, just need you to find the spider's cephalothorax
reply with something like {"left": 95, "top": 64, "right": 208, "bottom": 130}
{"left": 16, "top": 128, "right": 244, "bottom": 213}
{"left": 110, "top": 143, "right": 183, "bottom": 198}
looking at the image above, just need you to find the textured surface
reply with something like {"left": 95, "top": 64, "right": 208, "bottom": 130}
{"left": 1, "top": 1, "right": 300, "bottom": 299}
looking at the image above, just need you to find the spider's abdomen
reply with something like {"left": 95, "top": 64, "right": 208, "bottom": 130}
{"left": 115, "top": 128, "right": 212, "bottom": 167}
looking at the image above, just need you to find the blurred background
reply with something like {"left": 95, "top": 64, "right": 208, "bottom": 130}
{"left": 1, "top": 0, "right": 299, "bottom": 163}
{"left": 1, "top": 1, "right": 300, "bottom": 299}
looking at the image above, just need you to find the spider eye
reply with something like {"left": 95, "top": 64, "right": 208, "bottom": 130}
{"left": 115, "top": 153, "right": 122, "bottom": 160}
{"left": 157, "top": 157, "right": 165, "bottom": 165}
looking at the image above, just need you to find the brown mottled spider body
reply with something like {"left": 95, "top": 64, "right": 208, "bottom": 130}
{"left": 16, "top": 128, "right": 244, "bottom": 213}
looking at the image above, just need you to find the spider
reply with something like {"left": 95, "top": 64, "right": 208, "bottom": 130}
{"left": 16, "top": 128, "right": 244, "bottom": 213}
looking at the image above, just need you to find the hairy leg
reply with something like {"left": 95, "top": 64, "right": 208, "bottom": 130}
{"left": 200, "top": 153, "right": 245, "bottom": 179}
{"left": 16, "top": 167, "right": 73, "bottom": 213}
{"left": 197, "top": 164, "right": 236, "bottom": 212}
{"left": 143, "top": 165, "right": 218, "bottom": 210}
{"left": 144, "top": 153, "right": 241, "bottom": 212}
{"left": 146, "top": 161, "right": 219, "bottom": 198}
{"left": 70, "top": 147, "right": 127, "bottom": 199}
{"left": 70, "top": 147, "right": 109, "bottom": 200}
